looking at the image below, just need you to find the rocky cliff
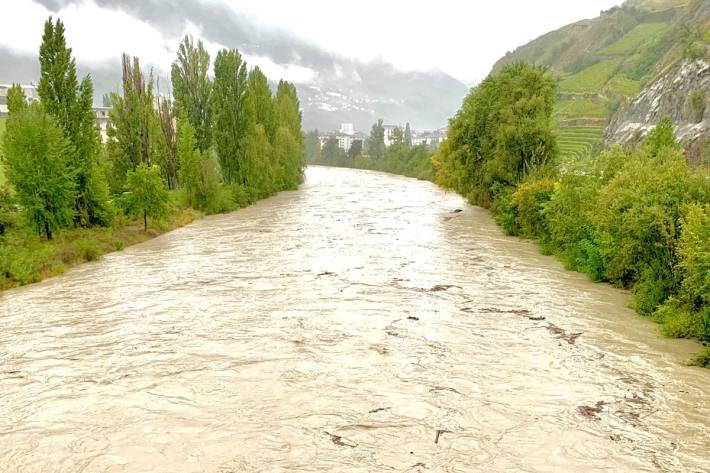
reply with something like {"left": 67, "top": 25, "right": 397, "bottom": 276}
{"left": 605, "top": 59, "right": 709, "bottom": 145}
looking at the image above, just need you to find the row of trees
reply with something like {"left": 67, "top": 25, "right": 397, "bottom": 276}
{"left": 1, "top": 18, "right": 305, "bottom": 241}
{"left": 435, "top": 62, "right": 709, "bottom": 364}
{"left": 304, "top": 121, "right": 435, "bottom": 180}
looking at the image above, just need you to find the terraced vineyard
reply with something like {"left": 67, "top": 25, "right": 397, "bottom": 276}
{"left": 491, "top": 0, "right": 708, "bottom": 161}
{"left": 555, "top": 123, "right": 607, "bottom": 160}
{"left": 554, "top": 98, "right": 610, "bottom": 161}
{"left": 552, "top": 17, "right": 682, "bottom": 159}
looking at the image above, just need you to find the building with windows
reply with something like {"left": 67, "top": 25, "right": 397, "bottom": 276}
{"left": 339, "top": 123, "right": 354, "bottom": 136}
{"left": 383, "top": 124, "right": 401, "bottom": 147}
{"left": 0, "top": 83, "right": 40, "bottom": 117}
{"left": 93, "top": 106, "right": 111, "bottom": 142}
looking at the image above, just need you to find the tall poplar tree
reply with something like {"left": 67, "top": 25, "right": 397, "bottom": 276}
{"left": 248, "top": 67, "right": 276, "bottom": 140}
{"left": 211, "top": 48, "right": 255, "bottom": 185}
{"left": 273, "top": 80, "right": 303, "bottom": 146}
{"left": 171, "top": 35, "right": 212, "bottom": 151}
{"left": 366, "top": 119, "right": 385, "bottom": 160}
{"left": 38, "top": 17, "right": 109, "bottom": 226}
{"left": 108, "top": 54, "right": 157, "bottom": 190}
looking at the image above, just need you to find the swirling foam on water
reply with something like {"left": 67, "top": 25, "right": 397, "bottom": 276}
{"left": 1, "top": 166, "right": 709, "bottom": 472}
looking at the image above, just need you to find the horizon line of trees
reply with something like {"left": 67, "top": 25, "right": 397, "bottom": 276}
{"left": 1, "top": 17, "right": 305, "bottom": 241}
{"left": 304, "top": 121, "right": 435, "bottom": 180}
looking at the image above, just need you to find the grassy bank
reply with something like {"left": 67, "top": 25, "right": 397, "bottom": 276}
{"left": 0, "top": 195, "right": 198, "bottom": 290}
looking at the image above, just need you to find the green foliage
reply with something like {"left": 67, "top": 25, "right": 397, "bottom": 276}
{"left": 304, "top": 130, "right": 321, "bottom": 164}
{"left": 171, "top": 35, "right": 212, "bottom": 151}
{"left": 509, "top": 178, "right": 556, "bottom": 238}
{"left": 273, "top": 80, "right": 303, "bottom": 146}
{"left": 177, "top": 116, "right": 224, "bottom": 213}
{"left": 593, "top": 147, "right": 690, "bottom": 310}
{"left": 555, "top": 99, "right": 610, "bottom": 118}
{"left": 642, "top": 116, "right": 679, "bottom": 155}
{"left": 6, "top": 85, "right": 27, "bottom": 115}
{"left": 249, "top": 67, "right": 276, "bottom": 140}
{"left": 684, "top": 40, "right": 705, "bottom": 60}
{"left": 600, "top": 22, "right": 670, "bottom": 55}
{"left": 273, "top": 126, "right": 304, "bottom": 190}
{"left": 366, "top": 119, "right": 385, "bottom": 160}
{"left": 660, "top": 203, "right": 710, "bottom": 340}
{"left": 153, "top": 98, "right": 179, "bottom": 190}
{"left": 691, "top": 348, "right": 710, "bottom": 368}
{"left": 212, "top": 48, "right": 253, "bottom": 184}
{"left": 348, "top": 139, "right": 363, "bottom": 161}
{"left": 688, "top": 90, "right": 706, "bottom": 123}
{"left": 73, "top": 237, "right": 101, "bottom": 261}
{"left": 0, "top": 18, "right": 306, "bottom": 292}
{"left": 124, "top": 164, "right": 169, "bottom": 231}
{"left": 0, "top": 185, "right": 18, "bottom": 236}
{"left": 39, "top": 17, "right": 110, "bottom": 227}
{"left": 241, "top": 124, "right": 275, "bottom": 200}
{"left": 108, "top": 54, "right": 158, "bottom": 191}
{"left": 320, "top": 135, "right": 347, "bottom": 166}
{"left": 1, "top": 104, "right": 76, "bottom": 240}
{"left": 559, "top": 59, "right": 621, "bottom": 93}
{"left": 437, "top": 62, "right": 557, "bottom": 206}
{"left": 605, "top": 74, "right": 642, "bottom": 96}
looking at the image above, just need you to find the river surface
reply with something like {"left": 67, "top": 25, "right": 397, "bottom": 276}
{"left": 1, "top": 166, "right": 709, "bottom": 472}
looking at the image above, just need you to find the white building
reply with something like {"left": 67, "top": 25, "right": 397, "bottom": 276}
{"left": 383, "top": 124, "right": 401, "bottom": 147}
{"left": 93, "top": 106, "right": 111, "bottom": 142}
{"left": 339, "top": 123, "right": 354, "bottom": 135}
{"left": 1, "top": 83, "right": 112, "bottom": 142}
{"left": 0, "top": 83, "right": 40, "bottom": 116}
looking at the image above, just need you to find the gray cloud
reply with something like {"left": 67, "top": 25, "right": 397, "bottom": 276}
{"left": 34, "top": 0, "right": 338, "bottom": 71}
{"left": 19, "top": 0, "right": 468, "bottom": 130}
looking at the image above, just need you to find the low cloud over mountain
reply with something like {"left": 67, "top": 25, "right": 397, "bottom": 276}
{"left": 3, "top": 0, "right": 468, "bottom": 132}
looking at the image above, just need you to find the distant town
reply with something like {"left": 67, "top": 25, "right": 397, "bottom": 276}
{"left": 318, "top": 123, "right": 447, "bottom": 153}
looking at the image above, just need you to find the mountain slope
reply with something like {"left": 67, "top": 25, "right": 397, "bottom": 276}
{"left": 490, "top": 0, "right": 709, "bottom": 158}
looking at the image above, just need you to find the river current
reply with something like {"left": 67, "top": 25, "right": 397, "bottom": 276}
{"left": 1, "top": 166, "right": 709, "bottom": 472}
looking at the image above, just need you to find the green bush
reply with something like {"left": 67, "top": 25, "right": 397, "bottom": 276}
{"left": 490, "top": 184, "right": 517, "bottom": 235}
{"left": 685, "top": 41, "right": 705, "bottom": 60}
{"left": 593, "top": 147, "right": 690, "bottom": 294}
{"left": 510, "top": 178, "right": 556, "bottom": 238}
{"left": 73, "top": 237, "right": 102, "bottom": 262}
{"left": 0, "top": 243, "right": 55, "bottom": 286}
{"left": 691, "top": 348, "right": 710, "bottom": 368}
{"left": 688, "top": 90, "right": 706, "bottom": 123}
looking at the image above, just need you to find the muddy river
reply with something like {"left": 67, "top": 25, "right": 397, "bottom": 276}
{"left": 1, "top": 166, "right": 709, "bottom": 472}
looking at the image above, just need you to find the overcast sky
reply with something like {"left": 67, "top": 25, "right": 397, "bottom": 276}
{"left": 2, "top": 0, "right": 624, "bottom": 84}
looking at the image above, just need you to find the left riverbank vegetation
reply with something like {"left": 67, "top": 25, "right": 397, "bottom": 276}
{"left": 0, "top": 18, "right": 305, "bottom": 290}
{"left": 310, "top": 61, "right": 709, "bottom": 366}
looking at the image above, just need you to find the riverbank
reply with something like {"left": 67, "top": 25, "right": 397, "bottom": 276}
{"left": 0, "top": 200, "right": 199, "bottom": 291}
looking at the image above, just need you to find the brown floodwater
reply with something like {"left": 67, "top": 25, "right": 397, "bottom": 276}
{"left": 1, "top": 166, "right": 709, "bottom": 472}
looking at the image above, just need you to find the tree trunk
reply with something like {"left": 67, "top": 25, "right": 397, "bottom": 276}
{"left": 44, "top": 219, "right": 52, "bottom": 241}
{"left": 144, "top": 210, "right": 147, "bottom": 232}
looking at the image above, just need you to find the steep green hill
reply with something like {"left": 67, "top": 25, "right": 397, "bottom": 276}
{"left": 491, "top": 0, "right": 709, "bottom": 159}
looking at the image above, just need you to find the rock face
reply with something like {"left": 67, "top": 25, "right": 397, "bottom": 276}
{"left": 605, "top": 59, "right": 710, "bottom": 145}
